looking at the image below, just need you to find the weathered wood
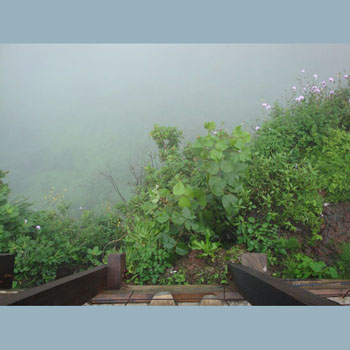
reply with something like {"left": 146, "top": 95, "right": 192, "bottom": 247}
{"left": 91, "top": 285, "right": 244, "bottom": 304}
{"left": 0, "top": 254, "right": 15, "bottom": 289}
{"left": 107, "top": 253, "right": 126, "bottom": 290}
{"left": 241, "top": 253, "right": 267, "bottom": 273}
{"left": 291, "top": 280, "right": 350, "bottom": 289}
{"left": 228, "top": 263, "right": 338, "bottom": 306}
{"left": 0, "top": 265, "right": 108, "bottom": 306}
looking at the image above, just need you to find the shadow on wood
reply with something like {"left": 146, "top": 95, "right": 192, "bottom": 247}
{"left": 228, "top": 263, "right": 338, "bottom": 306}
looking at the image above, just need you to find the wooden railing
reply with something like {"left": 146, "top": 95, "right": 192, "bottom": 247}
{"left": 0, "top": 253, "right": 126, "bottom": 306}
{"left": 228, "top": 262, "right": 338, "bottom": 306}
{"left": 0, "top": 254, "right": 15, "bottom": 289}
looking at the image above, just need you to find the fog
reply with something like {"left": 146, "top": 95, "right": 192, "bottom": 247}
{"left": 1, "top": 44, "right": 350, "bottom": 214}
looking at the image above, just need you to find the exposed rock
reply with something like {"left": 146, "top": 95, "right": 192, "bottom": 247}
{"left": 150, "top": 291, "right": 176, "bottom": 306}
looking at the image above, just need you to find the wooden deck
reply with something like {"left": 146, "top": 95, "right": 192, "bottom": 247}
{"left": 88, "top": 284, "right": 249, "bottom": 306}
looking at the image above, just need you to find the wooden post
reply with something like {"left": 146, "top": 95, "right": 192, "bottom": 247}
{"left": 0, "top": 253, "right": 15, "bottom": 289}
{"left": 107, "top": 253, "right": 126, "bottom": 290}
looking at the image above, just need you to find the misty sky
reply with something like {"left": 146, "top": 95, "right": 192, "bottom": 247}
{"left": 1, "top": 44, "right": 350, "bottom": 212}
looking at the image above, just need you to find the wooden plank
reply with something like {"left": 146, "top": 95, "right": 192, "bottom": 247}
{"left": 0, "top": 254, "right": 15, "bottom": 289}
{"left": 228, "top": 263, "right": 338, "bottom": 306}
{"left": 308, "top": 289, "right": 350, "bottom": 297}
{"left": 107, "top": 253, "right": 125, "bottom": 290}
{"left": 292, "top": 281, "right": 350, "bottom": 290}
{"left": 0, "top": 265, "right": 108, "bottom": 306}
{"left": 241, "top": 253, "right": 267, "bottom": 273}
{"left": 90, "top": 291, "right": 133, "bottom": 304}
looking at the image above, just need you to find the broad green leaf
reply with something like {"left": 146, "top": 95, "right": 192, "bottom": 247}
{"left": 220, "top": 160, "right": 233, "bottom": 172}
{"left": 207, "top": 161, "right": 220, "bottom": 175}
{"left": 222, "top": 194, "right": 238, "bottom": 211}
{"left": 161, "top": 233, "right": 176, "bottom": 250}
{"left": 173, "top": 181, "right": 185, "bottom": 196}
{"left": 178, "top": 196, "right": 191, "bottom": 208}
{"left": 159, "top": 188, "right": 170, "bottom": 197}
{"left": 176, "top": 242, "right": 189, "bottom": 256}
{"left": 209, "top": 176, "right": 226, "bottom": 196}
{"left": 171, "top": 211, "right": 185, "bottom": 225}
{"left": 182, "top": 207, "right": 196, "bottom": 220}
{"left": 215, "top": 141, "right": 228, "bottom": 151}
{"left": 204, "top": 122, "right": 216, "bottom": 131}
{"left": 193, "top": 189, "right": 207, "bottom": 208}
{"left": 209, "top": 149, "right": 223, "bottom": 161}
{"left": 156, "top": 211, "right": 170, "bottom": 224}
{"left": 202, "top": 137, "right": 214, "bottom": 148}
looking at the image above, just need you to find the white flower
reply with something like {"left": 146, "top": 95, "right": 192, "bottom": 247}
{"left": 313, "top": 74, "right": 318, "bottom": 80}
{"left": 301, "top": 69, "right": 305, "bottom": 73}
{"left": 24, "top": 219, "right": 28, "bottom": 224}
{"left": 79, "top": 207, "right": 83, "bottom": 210}
{"left": 323, "top": 203, "right": 329, "bottom": 207}
{"left": 255, "top": 126, "right": 261, "bottom": 131}
{"left": 292, "top": 86, "right": 296, "bottom": 91}
{"left": 36, "top": 225, "right": 41, "bottom": 230}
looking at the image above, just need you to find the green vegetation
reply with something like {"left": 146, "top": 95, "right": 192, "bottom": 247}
{"left": 1, "top": 72, "right": 350, "bottom": 287}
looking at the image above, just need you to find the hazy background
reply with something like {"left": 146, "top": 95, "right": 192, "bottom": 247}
{"left": 1, "top": 44, "right": 350, "bottom": 214}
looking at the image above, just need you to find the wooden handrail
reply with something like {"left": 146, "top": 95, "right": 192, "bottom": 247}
{"left": 0, "top": 253, "right": 126, "bottom": 306}
{"left": 0, "top": 254, "right": 15, "bottom": 289}
{"left": 0, "top": 265, "right": 108, "bottom": 306}
{"left": 228, "top": 262, "right": 338, "bottom": 306}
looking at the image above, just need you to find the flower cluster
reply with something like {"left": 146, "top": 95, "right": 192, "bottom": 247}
{"left": 262, "top": 103, "right": 271, "bottom": 110}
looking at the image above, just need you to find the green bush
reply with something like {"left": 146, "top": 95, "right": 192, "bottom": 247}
{"left": 282, "top": 253, "right": 338, "bottom": 279}
{"left": 123, "top": 218, "right": 171, "bottom": 284}
{"left": 308, "top": 129, "right": 350, "bottom": 202}
{"left": 337, "top": 243, "right": 350, "bottom": 279}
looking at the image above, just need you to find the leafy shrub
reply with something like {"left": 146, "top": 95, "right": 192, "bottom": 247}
{"left": 308, "top": 129, "right": 350, "bottom": 202}
{"left": 337, "top": 243, "right": 350, "bottom": 279}
{"left": 123, "top": 218, "right": 171, "bottom": 284}
{"left": 282, "top": 253, "right": 338, "bottom": 279}
{"left": 190, "top": 229, "right": 222, "bottom": 260}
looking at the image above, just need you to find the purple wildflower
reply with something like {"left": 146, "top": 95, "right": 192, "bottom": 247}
{"left": 266, "top": 105, "right": 271, "bottom": 110}
{"left": 255, "top": 126, "right": 261, "bottom": 131}
{"left": 313, "top": 74, "right": 318, "bottom": 80}
{"left": 344, "top": 74, "right": 349, "bottom": 79}
{"left": 301, "top": 69, "right": 305, "bottom": 73}
{"left": 329, "top": 77, "right": 334, "bottom": 83}
{"left": 330, "top": 90, "right": 334, "bottom": 95}
{"left": 36, "top": 225, "right": 41, "bottom": 230}
{"left": 292, "top": 86, "right": 296, "bottom": 91}
{"left": 321, "top": 81, "right": 327, "bottom": 87}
